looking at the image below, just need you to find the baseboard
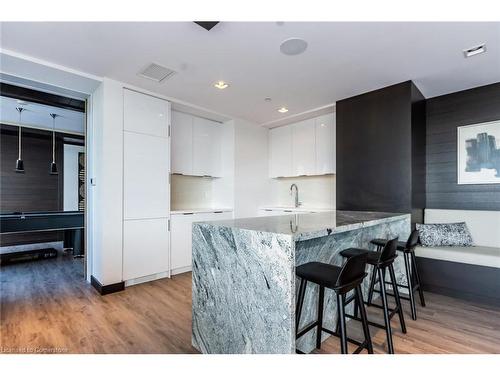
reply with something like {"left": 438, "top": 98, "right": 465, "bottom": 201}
{"left": 171, "top": 265, "right": 192, "bottom": 275}
{"left": 124, "top": 271, "right": 169, "bottom": 287}
{"left": 91, "top": 275, "right": 125, "bottom": 295}
{"left": 416, "top": 256, "right": 500, "bottom": 307}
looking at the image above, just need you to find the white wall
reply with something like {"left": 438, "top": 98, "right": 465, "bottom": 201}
{"left": 269, "top": 175, "right": 335, "bottom": 209}
{"left": 90, "top": 78, "right": 124, "bottom": 286}
{"left": 63, "top": 144, "right": 84, "bottom": 211}
{"left": 232, "top": 119, "right": 270, "bottom": 218}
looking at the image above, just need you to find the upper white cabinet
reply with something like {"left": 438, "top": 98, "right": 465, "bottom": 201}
{"left": 315, "top": 113, "right": 336, "bottom": 174}
{"left": 171, "top": 111, "right": 193, "bottom": 175}
{"left": 193, "top": 117, "right": 222, "bottom": 177}
{"left": 124, "top": 89, "right": 169, "bottom": 137}
{"left": 268, "top": 112, "right": 335, "bottom": 178}
{"left": 292, "top": 119, "right": 316, "bottom": 176}
{"left": 171, "top": 110, "right": 222, "bottom": 177}
{"left": 269, "top": 125, "right": 292, "bottom": 178}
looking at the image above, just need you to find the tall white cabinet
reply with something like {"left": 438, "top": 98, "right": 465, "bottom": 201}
{"left": 269, "top": 112, "right": 335, "bottom": 178}
{"left": 122, "top": 89, "right": 171, "bottom": 281}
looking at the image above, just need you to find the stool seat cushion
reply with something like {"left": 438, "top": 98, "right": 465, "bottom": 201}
{"left": 296, "top": 262, "right": 341, "bottom": 289}
{"left": 340, "top": 248, "right": 380, "bottom": 265}
{"left": 371, "top": 238, "right": 408, "bottom": 251}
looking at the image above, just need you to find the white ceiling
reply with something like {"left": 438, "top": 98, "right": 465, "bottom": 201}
{"left": 1, "top": 22, "right": 499, "bottom": 124}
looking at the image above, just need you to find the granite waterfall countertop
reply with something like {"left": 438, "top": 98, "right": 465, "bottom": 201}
{"left": 197, "top": 210, "right": 410, "bottom": 242}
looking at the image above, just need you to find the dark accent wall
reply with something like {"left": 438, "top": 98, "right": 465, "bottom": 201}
{"left": 0, "top": 125, "right": 64, "bottom": 246}
{"left": 426, "top": 82, "right": 500, "bottom": 210}
{"left": 336, "top": 81, "right": 426, "bottom": 223}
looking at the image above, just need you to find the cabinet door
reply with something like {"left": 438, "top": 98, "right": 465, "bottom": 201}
{"left": 292, "top": 119, "right": 316, "bottom": 176}
{"left": 315, "top": 113, "right": 335, "bottom": 174}
{"left": 123, "top": 218, "right": 169, "bottom": 280}
{"left": 192, "top": 117, "right": 222, "bottom": 177}
{"left": 269, "top": 126, "right": 293, "bottom": 178}
{"left": 123, "top": 132, "right": 170, "bottom": 219}
{"left": 123, "top": 89, "right": 169, "bottom": 137}
{"left": 171, "top": 111, "right": 193, "bottom": 175}
{"left": 170, "top": 214, "right": 194, "bottom": 272}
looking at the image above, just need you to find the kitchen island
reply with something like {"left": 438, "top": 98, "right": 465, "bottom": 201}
{"left": 191, "top": 210, "right": 410, "bottom": 354}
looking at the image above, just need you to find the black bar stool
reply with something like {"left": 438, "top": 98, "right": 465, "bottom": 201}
{"left": 339, "top": 238, "right": 406, "bottom": 354}
{"left": 295, "top": 253, "right": 373, "bottom": 354}
{"left": 371, "top": 230, "right": 425, "bottom": 320}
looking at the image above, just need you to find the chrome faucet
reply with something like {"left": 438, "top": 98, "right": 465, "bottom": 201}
{"left": 290, "top": 184, "right": 301, "bottom": 208}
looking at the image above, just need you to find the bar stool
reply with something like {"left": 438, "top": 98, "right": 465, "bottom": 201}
{"left": 370, "top": 230, "right": 425, "bottom": 320}
{"left": 339, "top": 238, "right": 406, "bottom": 354}
{"left": 295, "top": 253, "right": 373, "bottom": 354}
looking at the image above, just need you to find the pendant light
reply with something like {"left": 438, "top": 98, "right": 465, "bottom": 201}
{"left": 49, "top": 113, "right": 59, "bottom": 175}
{"left": 15, "top": 107, "right": 25, "bottom": 173}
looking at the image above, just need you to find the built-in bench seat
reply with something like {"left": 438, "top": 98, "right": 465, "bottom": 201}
{"left": 415, "top": 209, "right": 500, "bottom": 306}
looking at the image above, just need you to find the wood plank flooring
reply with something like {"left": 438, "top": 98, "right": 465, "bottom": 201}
{"left": 1, "top": 256, "right": 499, "bottom": 354}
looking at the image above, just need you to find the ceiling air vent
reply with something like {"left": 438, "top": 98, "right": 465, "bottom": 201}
{"left": 138, "top": 63, "right": 176, "bottom": 83}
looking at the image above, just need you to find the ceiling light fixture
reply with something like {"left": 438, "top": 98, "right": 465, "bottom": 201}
{"left": 278, "top": 107, "right": 289, "bottom": 113}
{"left": 264, "top": 97, "right": 272, "bottom": 102}
{"left": 463, "top": 44, "right": 486, "bottom": 58}
{"left": 49, "top": 113, "right": 59, "bottom": 175}
{"left": 214, "top": 81, "right": 229, "bottom": 89}
{"left": 280, "top": 38, "right": 308, "bottom": 56}
{"left": 15, "top": 107, "right": 25, "bottom": 173}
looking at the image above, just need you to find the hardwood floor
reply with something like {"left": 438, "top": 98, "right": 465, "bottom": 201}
{"left": 1, "top": 256, "right": 499, "bottom": 354}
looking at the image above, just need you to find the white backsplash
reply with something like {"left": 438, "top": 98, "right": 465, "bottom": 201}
{"left": 171, "top": 175, "right": 213, "bottom": 210}
{"left": 269, "top": 175, "right": 335, "bottom": 209}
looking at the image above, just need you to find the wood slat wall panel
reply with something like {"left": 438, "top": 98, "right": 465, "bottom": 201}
{"left": 426, "top": 82, "right": 500, "bottom": 211}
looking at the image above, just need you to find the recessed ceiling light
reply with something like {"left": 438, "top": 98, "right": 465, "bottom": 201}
{"left": 214, "top": 81, "right": 229, "bottom": 89}
{"left": 278, "top": 107, "right": 289, "bottom": 113}
{"left": 280, "top": 38, "right": 308, "bottom": 56}
{"left": 463, "top": 44, "right": 486, "bottom": 58}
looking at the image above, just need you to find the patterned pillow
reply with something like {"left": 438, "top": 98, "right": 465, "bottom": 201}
{"left": 416, "top": 222, "right": 474, "bottom": 247}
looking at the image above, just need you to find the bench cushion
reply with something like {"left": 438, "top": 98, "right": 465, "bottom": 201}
{"left": 415, "top": 245, "right": 500, "bottom": 269}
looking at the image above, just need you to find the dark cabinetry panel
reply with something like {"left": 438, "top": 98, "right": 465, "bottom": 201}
{"left": 336, "top": 81, "right": 426, "bottom": 223}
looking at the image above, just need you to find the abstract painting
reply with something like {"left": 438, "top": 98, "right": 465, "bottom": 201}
{"left": 458, "top": 120, "right": 500, "bottom": 184}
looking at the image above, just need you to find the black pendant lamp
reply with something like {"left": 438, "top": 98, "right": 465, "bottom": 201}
{"left": 15, "top": 107, "right": 25, "bottom": 173}
{"left": 49, "top": 113, "right": 59, "bottom": 175}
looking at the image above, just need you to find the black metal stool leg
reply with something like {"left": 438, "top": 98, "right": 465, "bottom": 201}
{"left": 316, "top": 286, "right": 325, "bottom": 349}
{"left": 355, "top": 285, "right": 373, "bottom": 353}
{"left": 296, "top": 278, "right": 307, "bottom": 332}
{"left": 388, "top": 264, "right": 406, "bottom": 334}
{"left": 404, "top": 252, "right": 417, "bottom": 320}
{"left": 353, "top": 290, "right": 359, "bottom": 318}
{"left": 411, "top": 251, "right": 426, "bottom": 307}
{"left": 336, "top": 292, "right": 348, "bottom": 354}
{"left": 378, "top": 267, "right": 394, "bottom": 354}
{"left": 367, "top": 264, "right": 378, "bottom": 305}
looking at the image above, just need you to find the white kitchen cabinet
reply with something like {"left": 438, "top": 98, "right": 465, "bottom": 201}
{"left": 269, "top": 125, "right": 293, "bottom": 178}
{"left": 192, "top": 117, "right": 222, "bottom": 177}
{"left": 292, "top": 119, "right": 316, "bottom": 176}
{"left": 171, "top": 111, "right": 193, "bottom": 175}
{"left": 123, "top": 218, "right": 170, "bottom": 280}
{"left": 123, "top": 131, "right": 170, "bottom": 220}
{"left": 123, "top": 89, "right": 169, "bottom": 137}
{"left": 123, "top": 89, "right": 170, "bottom": 282}
{"left": 315, "top": 113, "right": 336, "bottom": 174}
{"left": 268, "top": 113, "right": 335, "bottom": 178}
{"left": 170, "top": 210, "right": 233, "bottom": 274}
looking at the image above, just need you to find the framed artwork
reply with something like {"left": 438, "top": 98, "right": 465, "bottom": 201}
{"left": 457, "top": 120, "right": 500, "bottom": 184}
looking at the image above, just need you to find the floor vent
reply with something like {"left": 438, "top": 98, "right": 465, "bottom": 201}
{"left": 138, "top": 63, "right": 176, "bottom": 83}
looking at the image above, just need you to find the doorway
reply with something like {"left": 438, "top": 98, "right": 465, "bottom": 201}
{"left": 0, "top": 82, "right": 88, "bottom": 278}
